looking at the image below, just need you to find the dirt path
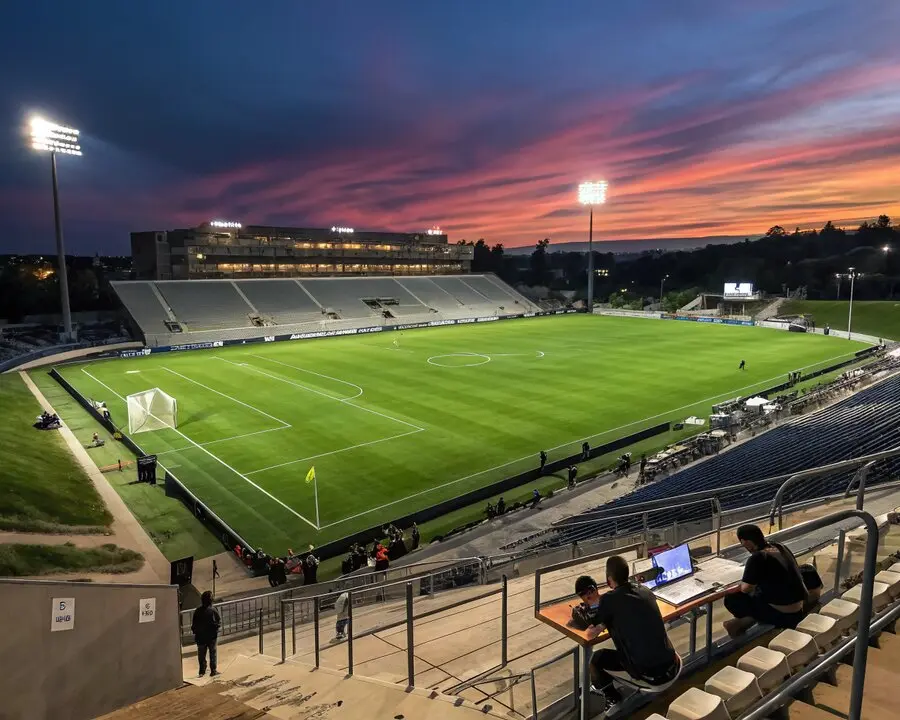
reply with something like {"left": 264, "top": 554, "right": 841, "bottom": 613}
{"left": 14, "top": 371, "right": 170, "bottom": 584}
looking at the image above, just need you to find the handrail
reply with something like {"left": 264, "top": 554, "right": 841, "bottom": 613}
{"left": 195, "top": 555, "right": 484, "bottom": 614}
{"left": 769, "top": 445, "right": 900, "bottom": 529}
{"left": 739, "top": 511, "right": 880, "bottom": 720}
{"left": 845, "top": 459, "right": 878, "bottom": 511}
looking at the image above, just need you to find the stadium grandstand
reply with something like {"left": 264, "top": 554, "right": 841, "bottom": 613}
{"left": 130, "top": 221, "right": 472, "bottom": 280}
{"left": 111, "top": 273, "right": 541, "bottom": 346}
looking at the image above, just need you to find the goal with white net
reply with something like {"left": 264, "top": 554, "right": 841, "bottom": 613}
{"left": 127, "top": 388, "right": 177, "bottom": 435}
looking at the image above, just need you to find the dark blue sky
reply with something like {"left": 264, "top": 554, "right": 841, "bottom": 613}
{"left": 1, "top": 0, "right": 899, "bottom": 255}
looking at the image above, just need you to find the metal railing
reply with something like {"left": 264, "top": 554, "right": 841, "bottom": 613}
{"left": 180, "top": 556, "right": 486, "bottom": 643}
{"left": 279, "top": 572, "right": 511, "bottom": 689}
{"left": 769, "top": 445, "right": 900, "bottom": 529}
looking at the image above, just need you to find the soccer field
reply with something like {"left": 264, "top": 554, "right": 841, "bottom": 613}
{"left": 53, "top": 315, "right": 867, "bottom": 553}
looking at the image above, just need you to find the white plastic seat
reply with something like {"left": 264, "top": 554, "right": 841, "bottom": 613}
{"left": 704, "top": 665, "right": 761, "bottom": 715}
{"left": 874, "top": 570, "right": 900, "bottom": 599}
{"left": 607, "top": 652, "right": 683, "bottom": 696}
{"left": 841, "top": 581, "right": 891, "bottom": 612}
{"left": 820, "top": 598, "right": 860, "bottom": 634}
{"left": 645, "top": 715, "right": 668, "bottom": 720}
{"left": 769, "top": 629, "right": 818, "bottom": 670}
{"left": 736, "top": 646, "right": 790, "bottom": 691}
{"left": 796, "top": 613, "right": 841, "bottom": 650}
{"left": 668, "top": 687, "right": 731, "bottom": 720}
{"left": 888, "top": 562, "right": 900, "bottom": 576}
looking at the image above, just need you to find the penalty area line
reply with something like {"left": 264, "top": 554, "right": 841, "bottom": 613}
{"left": 79, "top": 367, "right": 319, "bottom": 531}
{"left": 317, "top": 348, "right": 861, "bottom": 530}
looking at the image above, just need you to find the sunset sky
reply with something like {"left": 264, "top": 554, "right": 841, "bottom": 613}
{"left": 1, "top": 0, "right": 899, "bottom": 254}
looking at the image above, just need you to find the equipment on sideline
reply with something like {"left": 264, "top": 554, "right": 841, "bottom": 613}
{"left": 127, "top": 388, "right": 177, "bottom": 434}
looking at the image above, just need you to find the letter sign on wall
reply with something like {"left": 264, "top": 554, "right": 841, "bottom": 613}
{"left": 51, "top": 597, "right": 75, "bottom": 632}
{"left": 139, "top": 597, "right": 156, "bottom": 623}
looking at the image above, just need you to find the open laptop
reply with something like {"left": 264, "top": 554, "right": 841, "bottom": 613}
{"left": 641, "top": 544, "right": 716, "bottom": 606}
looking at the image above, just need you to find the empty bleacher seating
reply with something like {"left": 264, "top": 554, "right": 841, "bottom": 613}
{"left": 549, "top": 374, "right": 900, "bottom": 546}
{"left": 112, "top": 274, "right": 541, "bottom": 346}
{"left": 235, "top": 279, "right": 322, "bottom": 324}
{"left": 155, "top": 281, "right": 254, "bottom": 330}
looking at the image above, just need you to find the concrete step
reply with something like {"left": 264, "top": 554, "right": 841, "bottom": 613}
{"left": 811, "top": 658, "right": 900, "bottom": 719}
{"left": 786, "top": 699, "right": 844, "bottom": 720}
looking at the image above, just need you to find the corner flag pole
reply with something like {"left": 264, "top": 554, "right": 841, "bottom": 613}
{"left": 314, "top": 475, "right": 320, "bottom": 530}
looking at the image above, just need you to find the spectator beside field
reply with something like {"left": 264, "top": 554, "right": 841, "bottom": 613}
{"left": 191, "top": 591, "right": 221, "bottom": 677}
{"left": 496, "top": 497, "right": 506, "bottom": 515}
{"left": 539, "top": 450, "right": 548, "bottom": 472}
{"left": 304, "top": 546, "right": 319, "bottom": 584}
{"left": 568, "top": 465, "right": 578, "bottom": 488}
{"left": 581, "top": 441, "right": 590, "bottom": 461}
{"left": 410, "top": 522, "right": 420, "bottom": 550}
{"left": 375, "top": 542, "right": 390, "bottom": 571}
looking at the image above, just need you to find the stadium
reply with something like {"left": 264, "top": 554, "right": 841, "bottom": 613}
{"left": 6, "top": 7, "right": 900, "bottom": 718}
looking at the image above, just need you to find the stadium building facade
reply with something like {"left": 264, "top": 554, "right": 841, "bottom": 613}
{"left": 131, "top": 221, "right": 473, "bottom": 280}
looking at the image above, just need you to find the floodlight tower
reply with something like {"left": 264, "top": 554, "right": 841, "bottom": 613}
{"left": 30, "top": 116, "right": 82, "bottom": 342}
{"left": 847, "top": 267, "right": 858, "bottom": 341}
{"left": 578, "top": 181, "right": 608, "bottom": 313}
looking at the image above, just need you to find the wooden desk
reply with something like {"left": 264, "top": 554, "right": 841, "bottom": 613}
{"left": 535, "top": 583, "right": 740, "bottom": 720}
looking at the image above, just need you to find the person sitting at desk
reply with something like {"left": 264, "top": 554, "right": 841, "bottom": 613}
{"left": 575, "top": 556, "right": 681, "bottom": 712}
{"left": 723, "top": 524, "right": 823, "bottom": 637}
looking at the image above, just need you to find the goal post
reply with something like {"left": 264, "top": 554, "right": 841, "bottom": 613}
{"left": 127, "top": 388, "right": 177, "bottom": 435}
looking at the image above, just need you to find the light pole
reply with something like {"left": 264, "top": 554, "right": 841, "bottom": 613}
{"left": 847, "top": 267, "right": 857, "bottom": 341}
{"left": 577, "top": 181, "right": 608, "bottom": 313}
{"left": 660, "top": 274, "right": 669, "bottom": 307}
{"left": 30, "top": 116, "right": 82, "bottom": 342}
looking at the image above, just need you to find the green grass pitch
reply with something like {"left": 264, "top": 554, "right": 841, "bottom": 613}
{"left": 50, "top": 315, "right": 867, "bottom": 554}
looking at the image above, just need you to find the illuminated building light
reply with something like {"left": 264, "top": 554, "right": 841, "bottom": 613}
{"left": 210, "top": 220, "right": 242, "bottom": 229}
{"left": 331, "top": 226, "right": 354, "bottom": 234}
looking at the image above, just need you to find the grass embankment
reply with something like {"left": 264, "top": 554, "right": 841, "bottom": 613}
{"left": 0, "top": 373, "right": 111, "bottom": 533}
{"left": 0, "top": 543, "right": 143, "bottom": 577}
{"left": 781, "top": 300, "right": 900, "bottom": 340}
{"left": 28, "top": 371, "right": 223, "bottom": 562}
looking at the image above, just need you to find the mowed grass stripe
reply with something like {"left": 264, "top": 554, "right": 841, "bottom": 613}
{"left": 58, "top": 315, "right": 867, "bottom": 550}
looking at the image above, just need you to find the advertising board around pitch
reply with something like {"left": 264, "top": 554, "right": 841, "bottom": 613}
{"left": 51, "top": 597, "right": 75, "bottom": 632}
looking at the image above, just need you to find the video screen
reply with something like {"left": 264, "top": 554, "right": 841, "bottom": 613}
{"left": 644, "top": 544, "right": 692, "bottom": 588}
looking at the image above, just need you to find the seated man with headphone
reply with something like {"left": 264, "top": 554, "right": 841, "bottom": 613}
{"left": 574, "top": 556, "right": 682, "bottom": 713}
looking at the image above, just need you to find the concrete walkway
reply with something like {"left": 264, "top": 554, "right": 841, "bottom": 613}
{"left": 14, "top": 371, "right": 170, "bottom": 584}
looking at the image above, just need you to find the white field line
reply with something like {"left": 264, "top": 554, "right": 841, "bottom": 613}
{"left": 155, "top": 425, "right": 291, "bottom": 456}
{"left": 80, "top": 367, "right": 318, "bottom": 530}
{"left": 161, "top": 366, "right": 291, "bottom": 428}
{"left": 317, "top": 349, "right": 861, "bottom": 530}
{"left": 215, "top": 356, "right": 425, "bottom": 432}
{"left": 245, "top": 428, "right": 424, "bottom": 475}
{"left": 250, "top": 354, "right": 364, "bottom": 399}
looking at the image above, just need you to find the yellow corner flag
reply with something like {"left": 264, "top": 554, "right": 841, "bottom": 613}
{"left": 305, "top": 466, "right": 316, "bottom": 484}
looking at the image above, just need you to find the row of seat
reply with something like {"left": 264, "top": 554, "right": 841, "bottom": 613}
{"left": 550, "top": 373, "right": 900, "bottom": 547}
{"left": 112, "top": 274, "right": 540, "bottom": 335}
{"left": 647, "top": 565, "right": 900, "bottom": 720}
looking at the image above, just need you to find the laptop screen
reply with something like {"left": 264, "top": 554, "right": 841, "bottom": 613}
{"left": 644, "top": 544, "right": 693, "bottom": 589}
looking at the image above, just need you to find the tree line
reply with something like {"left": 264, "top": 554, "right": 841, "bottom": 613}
{"left": 460, "top": 214, "right": 900, "bottom": 304}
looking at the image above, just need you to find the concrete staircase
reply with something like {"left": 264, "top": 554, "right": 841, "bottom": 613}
{"left": 755, "top": 296, "right": 787, "bottom": 321}
{"left": 103, "top": 653, "right": 509, "bottom": 719}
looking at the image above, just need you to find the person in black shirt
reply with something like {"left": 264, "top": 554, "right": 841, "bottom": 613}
{"left": 191, "top": 591, "right": 221, "bottom": 677}
{"left": 539, "top": 450, "right": 547, "bottom": 472}
{"left": 581, "top": 441, "right": 590, "bottom": 461}
{"left": 575, "top": 556, "right": 680, "bottom": 710}
{"left": 723, "top": 524, "right": 818, "bottom": 637}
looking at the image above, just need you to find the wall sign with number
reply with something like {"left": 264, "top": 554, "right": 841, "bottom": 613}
{"left": 139, "top": 597, "right": 156, "bottom": 623}
{"left": 51, "top": 597, "right": 75, "bottom": 632}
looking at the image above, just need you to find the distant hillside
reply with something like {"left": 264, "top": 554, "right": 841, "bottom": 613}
{"left": 780, "top": 300, "right": 900, "bottom": 340}
{"left": 505, "top": 235, "right": 757, "bottom": 255}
